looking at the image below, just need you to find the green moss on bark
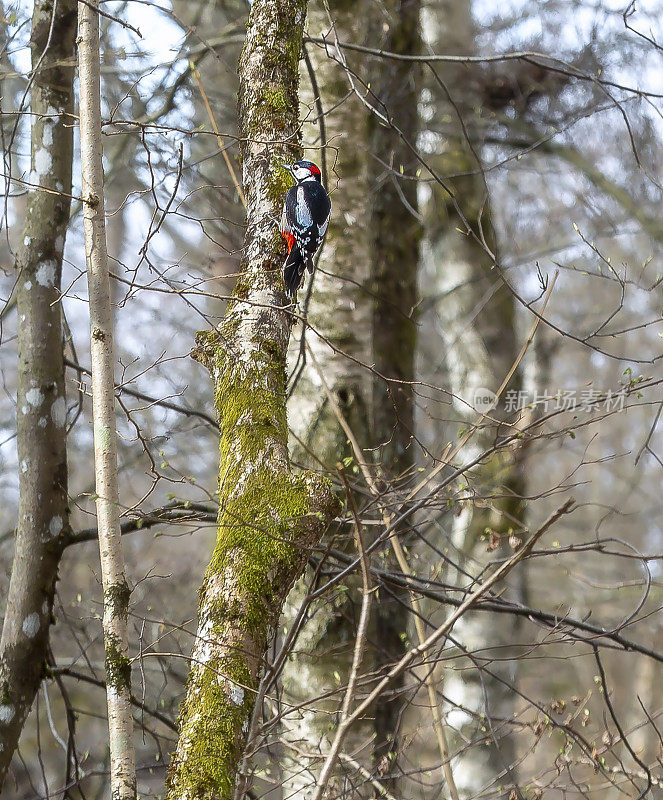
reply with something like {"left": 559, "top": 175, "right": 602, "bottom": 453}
{"left": 105, "top": 635, "right": 131, "bottom": 692}
{"left": 171, "top": 652, "right": 252, "bottom": 799}
{"left": 213, "top": 345, "right": 287, "bottom": 478}
{"left": 104, "top": 581, "right": 131, "bottom": 620}
{"left": 267, "top": 165, "right": 294, "bottom": 207}
{"left": 207, "top": 471, "right": 320, "bottom": 620}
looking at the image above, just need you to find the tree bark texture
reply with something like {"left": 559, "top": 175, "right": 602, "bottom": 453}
{"left": 78, "top": 3, "right": 136, "bottom": 798}
{"left": 165, "top": 1, "right": 339, "bottom": 796}
{"left": 280, "top": 3, "right": 375, "bottom": 793}
{"left": 284, "top": 0, "right": 421, "bottom": 788}
{"left": 289, "top": 0, "right": 373, "bottom": 467}
{"left": 0, "top": 0, "right": 76, "bottom": 785}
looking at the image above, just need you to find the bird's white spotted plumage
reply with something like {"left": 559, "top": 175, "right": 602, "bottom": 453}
{"left": 295, "top": 187, "right": 313, "bottom": 230}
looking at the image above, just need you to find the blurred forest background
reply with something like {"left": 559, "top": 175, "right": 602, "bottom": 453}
{"left": 2, "top": 0, "right": 663, "bottom": 797}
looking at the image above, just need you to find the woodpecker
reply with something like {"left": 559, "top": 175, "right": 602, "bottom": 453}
{"left": 280, "top": 160, "right": 331, "bottom": 298}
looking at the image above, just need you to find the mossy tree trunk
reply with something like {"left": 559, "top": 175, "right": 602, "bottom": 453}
{"left": 367, "top": 0, "right": 421, "bottom": 781}
{"left": 165, "top": 1, "right": 339, "bottom": 797}
{"left": 0, "top": 0, "right": 76, "bottom": 785}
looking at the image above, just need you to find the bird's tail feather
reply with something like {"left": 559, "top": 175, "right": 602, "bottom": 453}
{"left": 283, "top": 245, "right": 306, "bottom": 298}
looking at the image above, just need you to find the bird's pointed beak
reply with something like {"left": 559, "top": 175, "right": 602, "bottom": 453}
{"left": 282, "top": 164, "right": 294, "bottom": 175}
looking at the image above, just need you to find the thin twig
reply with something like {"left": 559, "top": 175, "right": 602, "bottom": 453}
{"left": 190, "top": 62, "right": 246, "bottom": 209}
{"left": 51, "top": 667, "right": 178, "bottom": 732}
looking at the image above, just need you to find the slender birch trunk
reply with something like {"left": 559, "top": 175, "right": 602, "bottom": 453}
{"left": 165, "top": 0, "right": 339, "bottom": 795}
{"left": 78, "top": 4, "right": 136, "bottom": 798}
{"left": 0, "top": 0, "right": 76, "bottom": 784}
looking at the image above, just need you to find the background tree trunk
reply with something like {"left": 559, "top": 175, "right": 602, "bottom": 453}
{"left": 281, "top": 0, "right": 372, "bottom": 798}
{"left": 0, "top": 0, "right": 76, "bottom": 784}
{"left": 282, "top": 1, "right": 422, "bottom": 790}
{"left": 280, "top": 4, "right": 376, "bottom": 794}
{"left": 423, "top": 0, "right": 525, "bottom": 794}
{"left": 289, "top": 3, "right": 373, "bottom": 465}
{"left": 367, "top": 0, "right": 421, "bottom": 781}
{"left": 165, "top": 1, "right": 339, "bottom": 795}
